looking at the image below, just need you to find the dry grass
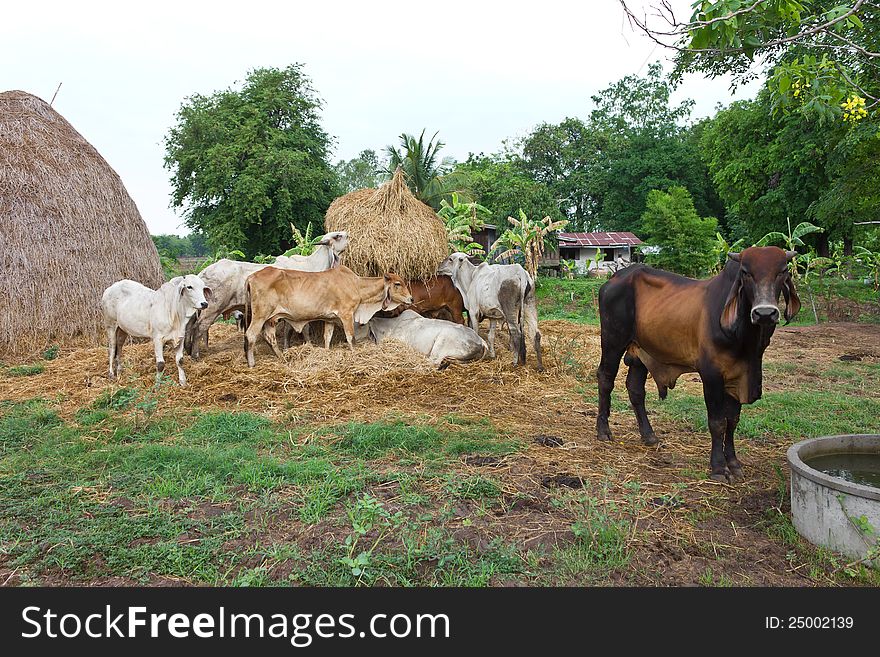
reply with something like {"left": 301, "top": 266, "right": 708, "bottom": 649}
{"left": 324, "top": 167, "right": 448, "bottom": 281}
{"left": 0, "top": 90, "right": 163, "bottom": 359}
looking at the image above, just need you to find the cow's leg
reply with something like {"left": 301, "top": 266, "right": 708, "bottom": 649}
{"left": 244, "top": 317, "right": 267, "bottom": 368}
{"left": 262, "top": 319, "right": 285, "bottom": 360}
{"left": 113, "top": 327, "right": 127, "bottom": 379}
{"left": 487, "top": 319, "right": 497, "bottom": 359}
{"left": 596, "top": 345, "right": 625, "bottom": 442}
{"left": 191, "top": 308, "right": 221, "bottom": 359}
{"left": 323, "top": 322, "right": 335, "bottom": 349}
{"left": 524, "top": 299, "right": 543, "bottom": 372}
{"left": 301, "top": 322, "right": 312, "bottom": 346}
{"left": 625, "top": 355, "right": 658, "bottom": 445}
{"left": 174, "top": 338, "right": 187, "bottom": 386}
{"left": 106, "top": 326, "right": 118, "bottom": 380}
{"left": 701, "top": 373, "right": 730, "bottom": 482}
{"left": 152, "top": 337, "right": 166, "bottom": 386}
{"left": 723, "top": 394, "right": 743, "bottom": 481}
{"left": 341, "top": 316, "right": 356, "bottom": 349}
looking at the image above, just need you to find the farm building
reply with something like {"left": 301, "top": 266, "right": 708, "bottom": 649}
{"left": 324, "top": 167, "right": 448, "bottom": 281}
{"left": 0, "top": 90, "right": 163, "bottom": 358}
{"left": 556, "top": 231, "right": 643, "bottom": 273}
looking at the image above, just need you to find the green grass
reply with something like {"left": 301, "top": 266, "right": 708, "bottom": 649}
{"left": 4, "top": 363, "right": 44, "bottom": 377}
{"left": 536, "top": 277, "right": 604, "bottom": 323}
{"left": 0, "top": 400, "right": 530, "bottom": 585}
{"left": 657, "top": 390, "right": 880, "bottom": 440}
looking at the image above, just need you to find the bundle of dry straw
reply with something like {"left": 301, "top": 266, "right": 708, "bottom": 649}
{"left": 0, "top": 90, "right": 163, "bottom": 359}
{"left": 324, "top": 167, "right": 449, "bottom": 281}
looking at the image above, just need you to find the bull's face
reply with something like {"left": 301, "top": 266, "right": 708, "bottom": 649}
{"left": 179, "top": 274, "right": 212, "bottom": 311}
{"left": 318, "top": 231, "right": 350, "bottom": 255}
{"left": 437, "top": 252, "right": 469, "bottom": 277}
{"left": 722, "top": 247, "right": 800, "bottom": 330}
{"left": 382, "top": 273, "right": 414, "bottom": 310}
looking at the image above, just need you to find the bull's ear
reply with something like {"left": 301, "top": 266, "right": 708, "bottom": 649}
{"left": 384, "top": 273, "right": 391, "bottom": 282}
{"left": 203, "top": 287, "right": 213, "bottom": 301}
{"left": 720, "top": 276, "right": 742, "bottom": 332}
{"left": 782, "top": 275, "right": 801, "bottom": 323}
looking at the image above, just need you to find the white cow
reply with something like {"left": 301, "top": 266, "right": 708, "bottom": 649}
{"left": 101, "top": 275, "right": 212, "bottom": 386}
{"left": 187, "top": 231, "right": 349, "bottom": 358}
{"left": 437, "top": 252, "right": 543, "bottom": 370}
{"left": 368, "top": 310, "right": 487, "bottom": 368}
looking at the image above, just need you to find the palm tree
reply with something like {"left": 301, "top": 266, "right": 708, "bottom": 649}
{"left": 384, "top": 130, "right": 462, "bottom": 209}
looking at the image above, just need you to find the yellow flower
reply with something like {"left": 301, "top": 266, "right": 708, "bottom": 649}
{"left": 841, "top": 95, "right": 867, "bottom": 123}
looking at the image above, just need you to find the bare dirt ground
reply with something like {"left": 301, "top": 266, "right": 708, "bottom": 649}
{"left": 2, "top": 320, "right": 879, "bottom": 586}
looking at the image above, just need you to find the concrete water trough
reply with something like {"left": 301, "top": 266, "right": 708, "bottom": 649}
{"left": 787, "top": 434, "right": 880, "bottom": 567}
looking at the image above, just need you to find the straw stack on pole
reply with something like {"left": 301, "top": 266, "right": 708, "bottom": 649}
{"left": 324, "top": 167, "right": 449, "bottom": 280}
{"left": 0, "top": 90, "right": 163, "bottom": 358}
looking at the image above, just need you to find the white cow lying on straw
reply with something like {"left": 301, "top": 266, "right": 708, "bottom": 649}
{"left": 187, "top": 231, "right": 349, "bottom": 358}
{"left": 368, "top": 310, "right": 487, "bottom": 368}
{"left": 101, "top": 275, "right": 212, "bottom": 386}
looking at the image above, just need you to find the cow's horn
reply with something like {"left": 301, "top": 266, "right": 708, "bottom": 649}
{"left": 785, "top": 249, "right": 797, "bottom": 261}
{"left": 727, "top": 251, "right": 741, "bottom": 262}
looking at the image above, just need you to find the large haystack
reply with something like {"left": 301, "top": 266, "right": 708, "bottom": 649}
{"left": 324, "top": 167, "right": 448, "bottom": 280}
{"left": 0, "top": 90, "right": 163, "bottom": 358}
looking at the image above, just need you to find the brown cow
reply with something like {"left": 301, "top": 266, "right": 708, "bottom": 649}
{"left": 596, "top": 246, "right": 800, "bottom": 483}
{"left": 380, "top": 275, "right": 467, "bottom": 324}
{"left": 243, "top": 265, "right": 413, "bottom": 367}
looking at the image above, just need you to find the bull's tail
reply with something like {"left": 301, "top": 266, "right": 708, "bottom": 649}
{"left": 243, "top": 280, "right": 253, "bottom": 357}
{"left": 517, "top": 281, "right": 528, "bottom": 366}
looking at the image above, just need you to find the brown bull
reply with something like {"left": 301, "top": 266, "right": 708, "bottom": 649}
{"left": 596, "top": 246, "right": 801, "bottom": 482}
{"left": 243, "top": 266, "right": 413, "bottom": 367}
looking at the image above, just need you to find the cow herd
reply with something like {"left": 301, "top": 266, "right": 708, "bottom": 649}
{"left": 101, "top": 231, "right": 543, "bottom": 386}
{"left": 101, "top": 231, "right": 799, "bottom": 481}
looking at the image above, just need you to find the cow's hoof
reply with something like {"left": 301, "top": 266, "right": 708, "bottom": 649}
{"left": 641, "top": 433, "right": 659, "bottom": 446}
{"left": 535, "top": 365, "right": 545, "bottom": 373}
{"left": 727, "top": 466, "right": 744, "bottom": 482}
{"left": 709, "top": 472, "right": 731, "bottom": 484}
{"left": 597, "top": 432, "right": 613, "bottom": 442}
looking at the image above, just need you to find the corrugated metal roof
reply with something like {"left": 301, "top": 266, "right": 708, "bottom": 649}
{"left": 558, "top": 232, "right": 643, "bottom": 247}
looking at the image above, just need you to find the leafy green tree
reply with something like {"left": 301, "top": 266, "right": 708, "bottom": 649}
{"left": 384, "top": 130, "right": 461, "bottom": 209}
{"left": 621, "top": 0, "right": 880, "bottom": 121}
{"left": 518, "top": 63, "right": 722, "bottom": 233}
{"left": 334, "top": 149, "right": 385, "bottom": 192}
{"left": 519, "top": 117, "right": 606, "bottom": 230}
{"left": 641, "top": 186, "right": 718, "bottom": 277}
{"left": 164, "top": 64, "right": 339, "bottom": 258}
{"left": 453, "top": 154, "right": 564, "bottom": 228}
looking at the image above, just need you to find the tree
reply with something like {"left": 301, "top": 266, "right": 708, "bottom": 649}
{"left": 641, "top": 186, "right": 717, "bottom": 277}
{"left": 491, "top": 211, "right": 569, "bottom": 281}
{"left": 384, "top": 130, "right": 461, "bottom": 209}
{"left": 519, "top": 117, "right": 607, "bottom": 230}
{"left": 164, "top": 65, "right": 339, "bottom": 259}
{"left": 620, "top": 1, "right": 880, "bottom": 120}
{"left": 518, "top": 63, "right": 722, "bottom": 234}
{"left": 698, "top": 88, "right": 874, "bottom": 250}
{"left": 454, "top": 154, "right": 564, "bottom": 228}
{"left": 334, "top": 149, "right": 385, "bottom": 192}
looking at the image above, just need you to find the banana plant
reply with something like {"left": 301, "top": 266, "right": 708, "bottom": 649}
{"left": 281, "top": 222, "right": 323, "bottom": 257}
{"left": 756, "top": 217, "right": 824, "bottom": 273}
{"left": 711, "top": 232, "right": 746, "bottom": 273}
{"left": 491, "top": 210, "right": 568, "bottom": 281}
{"left": 854, "top": 246, "right": 880, "bottom": 290}
{"left": 438, "top": 192, "right": 489, "bottom": 256}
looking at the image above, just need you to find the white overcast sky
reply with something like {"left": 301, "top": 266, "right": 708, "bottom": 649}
{"left": 4, "top": 0, "right": 760, "bottom": 235}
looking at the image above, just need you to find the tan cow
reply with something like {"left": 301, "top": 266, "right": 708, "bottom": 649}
{"left": 243, "top": 265, "right": 413, "bottom": 367}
